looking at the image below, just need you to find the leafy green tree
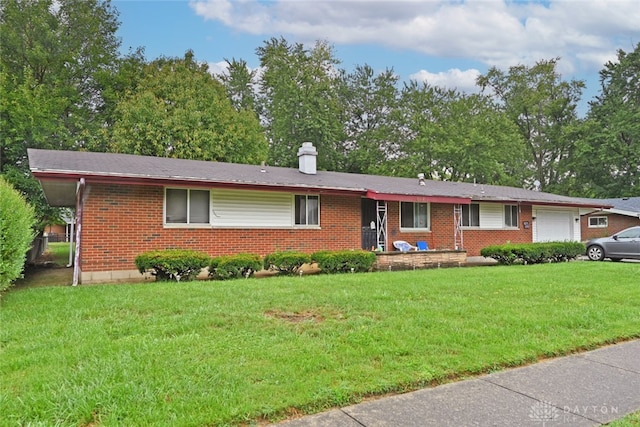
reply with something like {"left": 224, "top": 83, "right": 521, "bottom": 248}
{"left": 256, "top": 38, "right": 345, "bottom": 170}
{"left": 218, "top": 58, "right": 259, "bottom": 114}
{"left": 389, "top": 82, "right": 525, "bottom": 185}
{"left": 572, "top": 44, "right": 640, "bottom": 197}
{"left": 109, "top": 51, "right": 268, "bottom": 164}
{"left": 477, "top": 59, "right": 585, "bottom": 192}
{"left": 0, "top": 0, "right": 120, "bottom": 224}
{"left": 338, "top": 65, "right": 402, "bottom": 173}
{"left": 0, "top": 177, "right": 36, "bottom": 292}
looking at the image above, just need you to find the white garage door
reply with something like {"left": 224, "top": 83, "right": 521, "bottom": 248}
{"left": 536, "top": 210, "right": 573, "bottom": 242}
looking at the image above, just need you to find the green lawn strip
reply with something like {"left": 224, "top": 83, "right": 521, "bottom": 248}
{"left": 608, "top": 411, "right": 640, "bottom": 426}
{"left": 1, "top": 262, "right": 639, "bottom": 426}
{"left": 46, "top": 242, "right": 73, "bottom": 265}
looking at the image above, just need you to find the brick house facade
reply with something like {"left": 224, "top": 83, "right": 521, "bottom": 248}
{"left": 581, "top": 198, "right": 640, "bottom": 241}
{"left": 29, "top": 147, "right": 607, "bottom": 284}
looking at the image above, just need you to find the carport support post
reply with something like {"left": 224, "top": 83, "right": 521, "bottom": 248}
{"left": 72, "top": 178, "right": 85, "bottom": 286}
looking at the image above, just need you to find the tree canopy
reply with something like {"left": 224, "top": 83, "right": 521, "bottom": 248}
{"left": 109, "top": 51, "right": 268, "bottom": 164}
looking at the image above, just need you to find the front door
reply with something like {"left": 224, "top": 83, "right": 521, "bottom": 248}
{"left": 361, "top": 199, "right": 377, "bottom": 250}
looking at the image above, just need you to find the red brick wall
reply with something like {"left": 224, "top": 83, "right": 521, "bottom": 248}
{"left": 386, "top": 203, "right": 533, "bottom": 256}
{"left": 581, "top": 213, "right": 640, "bottom": 241}
{"left": 80, "top": 183, "right": 361, "bottom": 273}
{"left": 79, "top": 184, "right": 540, "bottom": 273}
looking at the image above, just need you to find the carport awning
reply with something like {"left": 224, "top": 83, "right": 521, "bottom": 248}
{"left": 365, "top": 190, "right": 471, "bottom": 204}
{"left": 37, "top": 179, "right": 78, "bottom": 207}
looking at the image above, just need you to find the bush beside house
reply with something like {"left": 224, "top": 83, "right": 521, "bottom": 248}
{"left": 480, "top": 242, "right": 585, "bottom": 265}
{"left": 209, "top": 253, "right": 262, "bottom": 280}
{"left": 135, "top": 249, "right": 211, "bottom": 282}
{"left": 0, "top": 178, "right": 36, "bottom": 292}
{"left": 312, "top": 250, "right": 376, "bottom": 273}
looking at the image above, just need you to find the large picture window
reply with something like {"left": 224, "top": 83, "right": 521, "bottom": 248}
{"left": 504, "top": 205, "right": 519, "bottom": 227}
{"left": 295, "top": 195, "right": 319, "bottom": 226}
{"left": 400, "top": 202, "right": 429, "bottom": 229}
{"left": 462, "top": 203, "right": 480, "bottom": 227}
{"left": 165, "top": 188, "right": 210, "bottom": 225}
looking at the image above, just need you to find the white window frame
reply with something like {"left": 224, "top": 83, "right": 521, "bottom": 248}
{"left": 294, "top": 194, "right": 320, "bottom": 227}
{"left": 164, "top": 188, "right": 211, "bottom": 227}
{"left": 399, "top": 202, "right": 430, "bottom": 231}
{"left": 588, "top": 216, "right": 608, "bottom": 228}
{"left": 504, "top": 205, "right": 519, "bottom": 228}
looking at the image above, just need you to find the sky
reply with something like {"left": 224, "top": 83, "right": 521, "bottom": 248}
{"left": 113, "top": 0, "right": 640, "bottom": 115}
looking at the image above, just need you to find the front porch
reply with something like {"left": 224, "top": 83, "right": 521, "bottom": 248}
{"left": 373, "top": 249, "right": 467, "bottom": 271}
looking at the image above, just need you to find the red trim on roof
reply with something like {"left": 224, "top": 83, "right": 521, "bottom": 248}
{"left": 365, "top": 190, "right": 471, "bottom": 204}
{"left": 31, "top": 172, "right": 365, "bottom": 197}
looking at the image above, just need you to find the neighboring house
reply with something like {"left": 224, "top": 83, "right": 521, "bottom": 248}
{"left": 28, "top": 144, "right": 607, "bottom": 284}
{"left": 44, "top": 209, "right": 75, "bottom": 242}
{"left": 581, "top": 197, "right": 640, "bottom": 240}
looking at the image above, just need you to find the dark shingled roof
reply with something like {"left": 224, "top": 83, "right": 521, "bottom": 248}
{"left": 596, "top": 197, "right": 640, "bottom": 214}
{"left": 28, "top": 149, "right": 607, "bottom": 208}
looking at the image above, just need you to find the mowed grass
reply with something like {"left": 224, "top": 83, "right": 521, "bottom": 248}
{"left": 1, "top": 262, "right": 639, "bottom": 426}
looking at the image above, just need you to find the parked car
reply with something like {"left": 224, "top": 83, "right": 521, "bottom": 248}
{"left": 586, "top": 226, "right": 640, "bottom": 261}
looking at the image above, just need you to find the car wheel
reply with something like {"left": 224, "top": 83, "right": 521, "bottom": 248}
{"left": 587, "top": 245, "right": 605, "bottom": 261}
{"left": 611, "top": 258, "right": 622, "bottom": 262}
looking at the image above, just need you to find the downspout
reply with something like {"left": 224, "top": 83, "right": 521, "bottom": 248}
{"left": 72, "top": 178, "right": 86, "bottom": 286}
{"left": 66, "top": 216, "right": 74, "bottom": 267}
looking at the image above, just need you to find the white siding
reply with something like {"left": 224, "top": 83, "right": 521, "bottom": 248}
{"left": 479, "top": 203, "right": 504, "bottom": 229}
{"left": 210, "top": 189, "right": 292, "bottom": 227}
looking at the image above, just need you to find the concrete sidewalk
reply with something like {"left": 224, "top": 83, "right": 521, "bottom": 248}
{"left": 274, "top": 340, "right": 640, "bottom": 426}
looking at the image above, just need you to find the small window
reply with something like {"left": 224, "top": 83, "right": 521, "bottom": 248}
{"left": 588, "top": 216, "right": 608, "bottom": 228}
{"left": 165, "top": 189, "right": 210, "bottom": 224}
{"left": 400, "top": 202, "right": 429, "bottom": 229}
{"left": 504, "top": 205, "right": 519, "bottom": 228}
{"left": 295, "top": 195, "right": 319, "bottom": 226}
{"left": 462, "top": 203, "right": 480, "bottom": 227}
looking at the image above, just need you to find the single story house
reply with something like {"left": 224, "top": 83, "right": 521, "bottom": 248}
{"left": 581, "top": 197, "right": 640, "bottom": 240}
{"left": 28, "top": 144, "right": 608, "bottom": 284}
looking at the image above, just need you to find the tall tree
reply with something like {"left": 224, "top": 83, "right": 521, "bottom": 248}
{"left": 0, "top": 0, "right": 120, "bottom": 223}
{"left": 338, "top": 64, "right": 401, "bottom": 174}
{"left": 389, "top": 81, "right": 525, "bottom": 185}
{"left": 477, "top": 59, "right": 584, "bottom": 192}
{"left": 571, "top": 44, "right": 640, "bottom": 197}
{"left": 109, "top": 51, "right": 268, "bottom": 164}
{"left": 218, "top": 58, "right": 259, "bottom": 115}
{"left": 257, "top": 38, "right": 344, "bottom": 170}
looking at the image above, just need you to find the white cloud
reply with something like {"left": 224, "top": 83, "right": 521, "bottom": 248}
{"left": 189, "top": 0, "right": 640, "bottom": 72}
{"left": 409, "top": 68, "right": 481, "bottom": 93}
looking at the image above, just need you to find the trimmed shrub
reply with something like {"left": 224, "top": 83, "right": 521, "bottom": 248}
{"left": 135, "top": 249, "right": 210, "bottom": 282}
{"left": 0, "top": 178, "right": 36, "bottom": 292}
{"left": 480, "top": 242, "right": 585, "bottom": 265}
{"left": 263, "top": 251, "right": 311, "bottom": 275}
{"left": 312, "top": 250, "right": 376, "bottom": 274}
{"left": 209, "top": 253, "right": 262, "bottom": 280}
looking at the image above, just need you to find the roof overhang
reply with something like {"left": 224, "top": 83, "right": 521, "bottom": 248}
{"left": 365, "top": 190, "right": 471, "bottom": 204}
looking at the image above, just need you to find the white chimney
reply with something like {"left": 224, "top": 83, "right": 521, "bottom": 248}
{"left": 297, "top": 142, "right": 317, "bottom": 175}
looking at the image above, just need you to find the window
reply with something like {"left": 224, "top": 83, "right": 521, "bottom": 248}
{"left": 588, "top": 216, "right": 608, "bottom": 228}
{"left": 400, "top": 202, "right": 429, "bottom": 229}
{"left": 165, "top": 188, "right": 210, "bottom": 225}
{"left": 504, "top": 205, "right": 519, "bottom": 227}
{"left": 462, "top": 203, "right": 480, "bottom": 227}
{"left": 295, "top": 195, "right": 319, "bottom": 226}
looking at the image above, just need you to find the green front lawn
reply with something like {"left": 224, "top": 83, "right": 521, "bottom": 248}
{"left": 1, "top": 262, "right": 639, "bottom": 426}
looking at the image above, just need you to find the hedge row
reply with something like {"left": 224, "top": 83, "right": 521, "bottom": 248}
{"left": 480, "top": 242, "right": 586, "bottom": 265}
{"left": 135, "top": 249, "right": 378, "bottom": 282}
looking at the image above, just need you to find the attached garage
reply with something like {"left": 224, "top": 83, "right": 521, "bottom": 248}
{"left": 533, "top": 208, "right": 580, "bottom": 242}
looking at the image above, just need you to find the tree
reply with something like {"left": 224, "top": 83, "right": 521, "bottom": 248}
{"left": 572, "top": 44, "right": 640, "bottom": 197}
{"left": 109, "top": 51, "right": 268, "bottom": 164}
{"left": 0, "top": 0, "right": 120, "bottom": 223}
{"left": 338, "top": 65, "right": 402, "bottom": 173}
{"left": 477, "top": 59, "right": 585, "bottom": 192}
{"left": 389, "top": 81, "right": 525, "bottom": 185}
{"left": 256, "top": 38, "right": 345, "bottom": 170}
{"left": 218, "top": 58, "right": 259, "bottom": 115}
{"left": 0, "top": 177, "right": 36, "bottom": 292}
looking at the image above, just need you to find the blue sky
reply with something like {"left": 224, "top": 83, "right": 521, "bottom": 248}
{"left": 114, "top": 0, "right": 640, "bottom": 115}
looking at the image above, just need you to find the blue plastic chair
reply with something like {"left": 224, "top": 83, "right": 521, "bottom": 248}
{"left": 416, "top": 241, "right": 428, "bottom": 251}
